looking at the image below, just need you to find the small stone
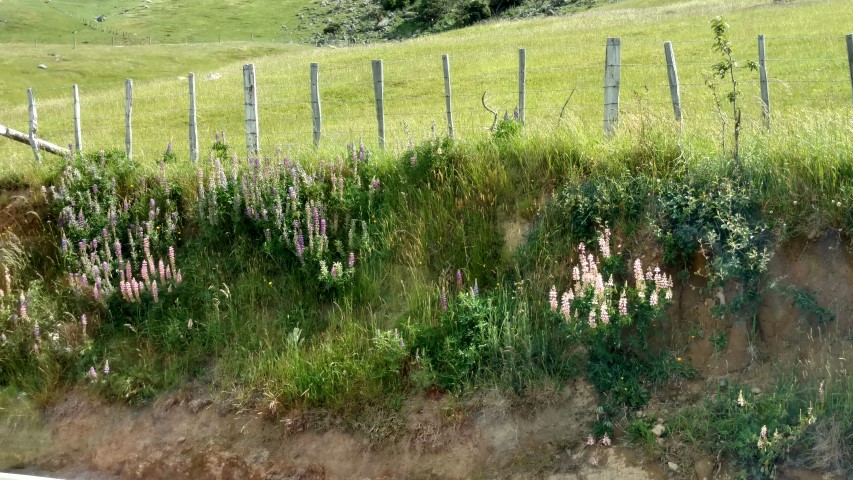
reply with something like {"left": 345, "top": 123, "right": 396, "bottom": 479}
{"left": 177, "top": 436, "right": 186, "bottom": 443}
{"left": 651, "top": 424, "right": 666, "bottom": 437}
{"left": 751, "top": 387, "right": 762, "bottom": 395}
{"left": 37, "top": 64, "right": 48, "bottom": 70}
{"left": 694, "top": 459, "right": 713, "bottom": 480}
{"left": 667, "top": 461, "right": 679, "bottom": 472}
{"left": 719, "top": 378, "right": 729, "bottom": 389}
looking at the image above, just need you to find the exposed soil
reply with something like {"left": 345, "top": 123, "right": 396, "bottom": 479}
{"left": 2, "top": 233, "right": 851, "bottom": 480}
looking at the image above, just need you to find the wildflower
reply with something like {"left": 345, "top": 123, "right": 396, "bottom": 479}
{"left": 572, "top": 266, "right": 580, "bottom": 283}
{"left": 600, "top": 306, "right": 610, "bottom": 325}
{"left": 472, "top": 279, "right": 479, "bottom": 297}
{"left": 757, "top": 425, "right": 769, "bottom": 450}
{"left": 650, "top": 290, "right": 659, "bottom": 306}
{"left": 152, "top": 281, "right": 159, "bottom": 302}
{"left": 176, "top": 270, "right": 183, "bottom": 284}
{"left": 586, "top": 434, "right": 595, "bottom": 446}
{"left": 168, "top": 246, "right": 176, "bottom": 274}
{"left": 633, "top": 259, "right": 644, "bottom": 290}
{"left": 187, "top": 318, "right": 193, "bottom": 330}
{"left": 665, "top": 288, "right": 673, "bottom": 301}
{"left": 88, "top": 367, "right": 98, "bottom": 379}
{"left": 81, "top": 314, "right": 88, "bottom": 327}
{"left": 19, "top": 293, "right": 27, "bottom": 319}
{"left": 561, "top": 292, "right": 571, "bottom": 321}
{"left": 370, "top": 176, "right": 380, "bottom": 192}
{"left": 618, "top": 290, "right": 628, "bottom": 316}
{"left": 549, "top": 286, "right": 558, "bottom": 311}
{"left": 600, "top": 433, "right": 612, "bottom": 446}
{"left": 348, "top": 252, "right": 355, "bottom": 269}
{"left": 598, "top": 228, "right": 611, "bottom": 259}
{"left": 104, "top": 360, "right": 110, "bottom": 376}
{"left": 737, "top": 389, "right": 746, "bottom": 407}
{"left": 588, "top": 309, "right": 596, "bottom": 329}
{"left": 456, "top": 269, "right": 463, "bottom": 290}
{"left": 589, "top": 454, "right": 599, "bottom": 467}
{"left": 33, "top": 322, "right": 40, "bottom": 339}
{"left": 158, "top": 259, "right": 166, "bottom": 284}
{"left": 440, "top": 289, "right": 448, "bottom": 312}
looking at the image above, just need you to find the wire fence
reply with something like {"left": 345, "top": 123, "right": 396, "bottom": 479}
{"left": 2, "top": 32, "right": 852, "bottom": 163}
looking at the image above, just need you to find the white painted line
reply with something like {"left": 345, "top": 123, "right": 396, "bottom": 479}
{"left": 0, "top": 473, "right": 63, "bottom": 480}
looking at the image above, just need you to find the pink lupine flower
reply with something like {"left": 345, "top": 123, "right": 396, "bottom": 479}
{"left": 600, "top": 433, "right": 612, "bottom": 446}
{"left": 572, "top": 266, "right": 580, "bottom": 282}
{"left": 93, "top": 279, "right": 101, "bottom": 301}
{"left": 665, "top": 289, "right": 673, "bottom": 301}
{"left": 166, "top": 265, "right": 172, "bottom": 280}
{"left": 88, "top": 367, "right": 98, "bottom": 379}
{"left": 600, "top": 307, "right": 610, "bottom": 325}
{"left": 131, "top": 279, "right": 140, "bottom": 302}
{"left": 456, "top": 269, "right": 463, "bottom": 290}
{"left": 586, "top": 434, "right": 595, "bottom": 446}
{"left": 757, "top": 425, "right": 769, "bottom": 450}
{"left": 348, "top": 252, "right": 355, "bottom": 269}
{"left": 633, "top": 259, "right": 644, "bottom": 288}
{"left": 440, "top": 289, "right": 448, "bottom": 312}
{"left": 141, "top": 261, "right": 150, "bottom": 287}
{"left": 176, "top": 270, "right": 183, "bottom": 284}
{"left": 143, "top": 237, "right": 151, "bottom": 260}
{"left": 598, "top": 228, "right": 611, "bottom": 259}
{"left": 549, "top": 286, "right": 558, "bottom": 311}
{"left": 168, "top": 246, "right": 176, "bottom": 274}
{"left": 650, "top": 290, "right": 659, "bottom": 306}
{"left": 568, "top": 288, "right": 575, "bottom": 301}
{"left": 618, "top": 291, "right": 628, "bottom": 316}
{"left": 561, "top": 292, "right": 571, "bottom": 322}
{"left": 588, "top": 310, "right": 596, "bottom": 329}
{"left": 152, "top": 281, "right": 159, "bottom": 302}
{"left": 19, "top": 293, "right": 27, "bottom": 319}
{"left": 81, "top": 314, "right": 88, "bottom": 327}
{"left": 158, "top": 259, "right": 166, "bottom": 285}
{"left": 103, "top": 360, "right": 110, "bottom": 375}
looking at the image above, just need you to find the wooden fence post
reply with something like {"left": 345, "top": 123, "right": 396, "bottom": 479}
{"left": 603, "top": 37, "right": 621, "bottom": 137}
{"left": 243, "top": 64, "right": 260, "bottom": 157}
{"left": 372, "top": 60, "right": 385, "bottom": 149}
{"left": 27, "top": 88, "right": 41, "bottom": 162}
{"left": 188, "top": 73, "right": 199, "bottom": 162}
{"left": 310, "top": 63, "right": 322, "bottom": 148}
{"left": 442, "top": 54, "right": 454, "bottom": 138}
{"left": 72, "top": 84, "right": 83, "bottom": 154}
{"left": 846, "top": 34, "right": 853, "bottom": 104}
{"left": 519, "top": 48, "right": 526, "bottom": 126}
{"left": 758, "top": 34, "right": 770, "bottom": 129}
{"left": 663, "top": 41, "right": 682, "bottom": 124}
{"left": 125, "top": 79, "right": 133, "bottom": 160}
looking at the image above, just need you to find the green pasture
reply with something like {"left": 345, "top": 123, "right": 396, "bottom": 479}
{"left": 0, "top": 0, "right": 850, "bottom": 172}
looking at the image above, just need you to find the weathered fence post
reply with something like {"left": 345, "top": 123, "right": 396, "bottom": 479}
{"left": 519, "top": 48, "right": 526, "bottom": 126}
{"left": 188, "top": 73, "right": 199, "bottom": 162}
{"left": 442, "top": 54, "right": 454, "bottom": 138}
{"left": 72, "top": 84, "right": 83, "bottom": 154}
{"left": 846, "top": 34, "right": 853, "bottom": 104}
{"left": 243, "top": 64, "right": 260, "bottom": 157}
{"left": 758, "top": 34, "right": 770, "bottom": 129}
{"left": 372, "top": 59, "right": 385, "bottom": 149}
{"left": 310, "top": 62, "right": 322, "bottom": 148}
{"left": 27, "top": 89, "right": 41, "bottom": 162}
{"left": 603, "top": 37, "right": 621, "bottom": 137}
{"left": 125, "top": 79, "right": 133, "bottom": 160}
{"left": 663, "top": 41, "right": 682, "bottom": 124}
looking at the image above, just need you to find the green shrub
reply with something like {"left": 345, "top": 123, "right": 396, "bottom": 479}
{"left": 460, "top": 0, "right": 492, "bottom": 25}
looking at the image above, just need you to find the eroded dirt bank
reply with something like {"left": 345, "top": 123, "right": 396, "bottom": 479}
{"left": 2, "top": 233, "right": 851, "bottom": 480}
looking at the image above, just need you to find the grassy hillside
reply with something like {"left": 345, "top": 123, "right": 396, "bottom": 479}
{"left": 0, "top": 0, "right": 850, "bottom": 169}
{"left": 0, "top": 1, "right": 852, "bottom": 478}
{"left": 0, "top": 0, "right": 318, "bottom": 44}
